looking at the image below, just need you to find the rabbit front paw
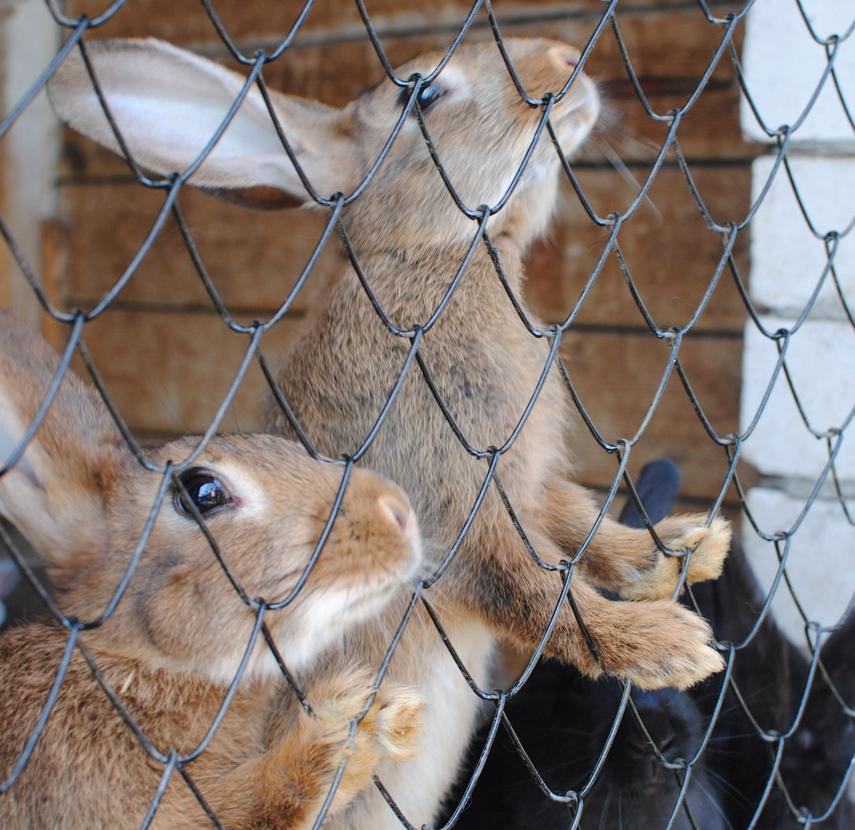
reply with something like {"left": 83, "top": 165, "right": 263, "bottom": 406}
{"left": 622, "top": 515, "right": 731, "bottom": 601}
{"left": 309, "top": 673, "right": 424, "bottom": 811}
{"left": 597, "top": 600, "right": 724, "bottom": 691}
{"left": 368, "top": 684, "right": 424, "bottom": 764}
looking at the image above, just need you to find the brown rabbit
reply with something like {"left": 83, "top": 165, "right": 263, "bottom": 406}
{"left": 48, "top": 36, "right": 731, "bottom": 827}
{"left": 0, "top": 310, "right": 424, "bottom": 829}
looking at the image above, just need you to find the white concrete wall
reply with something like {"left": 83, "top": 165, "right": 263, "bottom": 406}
{"left": 740, "top": 0, "right": 855, "bottom": 647}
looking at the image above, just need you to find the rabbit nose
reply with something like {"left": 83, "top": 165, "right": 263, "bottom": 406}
{"left": 547, "top": 44, "right": 581, "bottom": 72}
{"left": 378, "top": 493, "right": 417, "bottom": 540}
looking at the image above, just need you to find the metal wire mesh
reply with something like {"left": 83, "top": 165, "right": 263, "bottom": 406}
{"left": 0, "top": 0, "right": 853, "bottom": 828}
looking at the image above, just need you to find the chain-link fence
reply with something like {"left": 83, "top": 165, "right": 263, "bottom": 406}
{"left": 0, "top": 1, "right": 852, "bottom": 828}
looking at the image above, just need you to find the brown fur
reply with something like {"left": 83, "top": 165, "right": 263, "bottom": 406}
{"left": 0, "top": 311, "right": 424, "bottom": 828}
{"left": 47, "top": 37, "right": 732, "bottom": 827}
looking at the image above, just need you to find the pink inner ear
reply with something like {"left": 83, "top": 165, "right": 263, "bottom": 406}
{"left": 202, "top": 186, "right": 305, "bottom": 211}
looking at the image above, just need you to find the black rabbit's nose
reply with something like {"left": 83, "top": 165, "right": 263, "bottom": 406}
{"left": 639, "top": 758, "right": 670, "bottom": 793}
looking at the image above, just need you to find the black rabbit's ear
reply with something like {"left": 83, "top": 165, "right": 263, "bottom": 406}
{"left": 815, "top": 604, "right": 855, "bottom": 703}
{"left": 618, "top": 459, "right": 681, "bottom": 528}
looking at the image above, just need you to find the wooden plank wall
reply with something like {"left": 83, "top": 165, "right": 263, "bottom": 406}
{"left": 38, "top": 0, "right": 759, "bottom": 508}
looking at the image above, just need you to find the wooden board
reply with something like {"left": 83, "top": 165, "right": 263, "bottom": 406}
{"left": 59, "top": 183, "right": 336, "bottom": 314}
{"left": 560, "top": 328, "right": 742, "bottom": 503}
{"left": 525, "top": 164, "right": 751, "bottom": 331}
{"left": 60, "top": 163, "right": 750, "bottom": 330}
{"left": 66, "top": 1, "right": 732, "bottom": 50}
{"left": 75, "top": 307, "right": 302, "bottom": 436}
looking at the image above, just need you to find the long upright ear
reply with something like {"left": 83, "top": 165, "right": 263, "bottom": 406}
{"left": 47, "top": 38, "right": 352, "bottom": 203}
{"left": 0, "top": 312, "right": 124, "bottom": 569}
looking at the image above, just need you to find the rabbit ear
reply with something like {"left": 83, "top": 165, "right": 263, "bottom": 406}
{"left": 817, "top": 604, "right": 855, "bottom": 700}
{"left": 47, "top": 38, "right": 349, "bottom": 206}
{"left": 0, "top": 312, "right": 124, "bottom": 567}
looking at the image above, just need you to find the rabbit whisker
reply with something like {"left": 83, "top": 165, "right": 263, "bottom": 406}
{"left": 693, "top": 776, "right": 736, "bottom": 830}
{"left": 536, "top": 754, "right": 599, "bottom": 778}
{"left": 543, "top": 727, "right": 596, "bottom": 738}
{"left": 590, "top": 135, "right": 663, "bottom": 223}
{"left": 598, "top": 784, "right": 614, "bottom": 830}
{"left": 703, "top": 767, "right": 753, "bottom": 806}
{"left": 705, "top": 731, "right": 769, "bottom": 743}
{"left": 591, "top": 99, "right": 660, "bottom": 160}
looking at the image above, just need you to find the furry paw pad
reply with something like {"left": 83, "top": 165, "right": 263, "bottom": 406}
{"left": 600, "top": 600, "right": 724, "bottom": 691}
{"left": 623, "top": 515, "right": 731, "bottom": 601}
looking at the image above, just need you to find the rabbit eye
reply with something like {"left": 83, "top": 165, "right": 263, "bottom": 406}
{"left": 416, "top": 84, "right": 443, "bottom": 110}
{"left": 399, "top": 83, "right": 445, "bottom": 112}
{"left": 173, "top": 469, "right": 233, "bottom": 518}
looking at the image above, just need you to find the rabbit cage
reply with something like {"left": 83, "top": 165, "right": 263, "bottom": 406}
{"left": 0, "top": 0, "right": 853, "bottom": 828}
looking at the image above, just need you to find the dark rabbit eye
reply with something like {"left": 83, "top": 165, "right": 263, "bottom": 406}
{"left": 416, "top": 84, "right": 443, "bottom": 110}
{"left": 399, "top": 83, "right": 444, "bottom": 112}
{"left": 173, "top": 469, "right": 232, "bottom": 518}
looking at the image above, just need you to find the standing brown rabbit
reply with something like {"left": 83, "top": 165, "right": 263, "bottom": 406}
{"left": 0, "top": 311, "right": 424, "bottom": 829}
{"left": 49, "top": 35, "right": 731, "bottom": 827}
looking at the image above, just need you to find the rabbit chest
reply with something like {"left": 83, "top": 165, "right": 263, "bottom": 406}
{"left": 276, "top": 251, "right": 571, "bottom": 535}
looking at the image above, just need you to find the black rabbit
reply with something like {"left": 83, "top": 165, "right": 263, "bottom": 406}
{"left": 690, "top": 546, "right": 854, "bottom": 829}
{"left": 454, "top": 661, "right": 725, "bottom": 829}
{"left": 451, "top": 461, "right": 726, "bottom": 829}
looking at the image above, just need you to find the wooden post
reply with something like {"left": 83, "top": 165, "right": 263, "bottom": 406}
{"left": 0, "top": 0, "right": 62, "bottom": 330}
{"left": 0, "top": 1, "right": 11, "bottom": 312}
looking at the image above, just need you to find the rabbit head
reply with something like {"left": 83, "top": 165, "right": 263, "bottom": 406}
{"left": 47, "top": 37, "right": 598, "bottom": 253}
{"left": 595, "top": 688, "right": 701, "bottom": 797}
{"left": 0, "top": 311, "right": 422, "bottom": 681}
{"left": 571, "top": 680, "right": 720, "bottom": 830}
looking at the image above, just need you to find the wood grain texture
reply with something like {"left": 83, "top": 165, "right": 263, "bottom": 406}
{"left": 525, "top": 164, "right": 751, "bottom": 330}
{"left": 76, "top": 307, "right": 302, "bottom": 436}
{"left": 65, "top": 1, "right": 718, "bottom": 48}
{"left": 60, "top": 184, "right": 335, "bottom": 313}
{"left": 60, "top": 163, "right": 750, "bottom": 330}
{"left": 560, "top": 328, "right": 741, "bottom": 501}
